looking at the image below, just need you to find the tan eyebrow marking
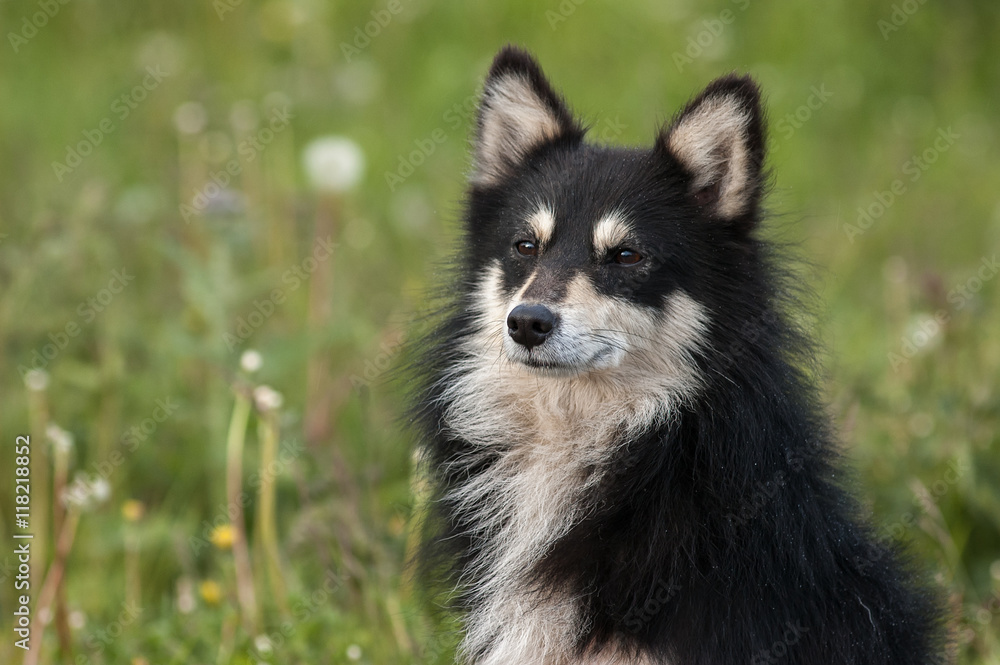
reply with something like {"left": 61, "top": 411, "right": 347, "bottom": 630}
{"left": 592, "top": 212, "right": 633, "bottom": 254}
{"left": 527, "top": 206, "right": 556, "bottom": 245}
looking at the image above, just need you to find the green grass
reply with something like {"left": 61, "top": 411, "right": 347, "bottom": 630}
{"left": 1, "top": 1, "right": 999, "bottom": 663}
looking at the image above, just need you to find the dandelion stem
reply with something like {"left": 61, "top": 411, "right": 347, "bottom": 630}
{"left": 305, "top": 193, "right": 337, "bottom": 447}
{"left": 26, "top": 384, "right": 49, "bottom": 596}
{"left": 226, "top": 390, "right": 258, "bottom": 634}
{"left": 257, "top": 412, "right": 289, "bottom": 614}
{"left": 125, "top": 530, "right": 141, "bottom": 610}
{"left": 24, "top": 509, "right": 80, "bottom": 665}
{"left": 51, "top": 440, "right": 72, "bottom": 659}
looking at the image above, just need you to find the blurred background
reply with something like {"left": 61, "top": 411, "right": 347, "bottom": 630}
{"left": 1, "top": 1, "right": 998, "bottom": 663}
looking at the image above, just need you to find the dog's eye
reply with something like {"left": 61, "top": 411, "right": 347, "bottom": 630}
{"left": 614, "top": 249, "right": 643, "bottom": 265}
{"left": 515, "top": 240, "right": 538, "bottom": 257}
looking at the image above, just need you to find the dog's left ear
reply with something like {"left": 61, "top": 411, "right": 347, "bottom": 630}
{"left": 658, "top": 75, "right": 765, "bottom": 221}
{"left": 471, "top": 46, "right": 584, "bottom": 187}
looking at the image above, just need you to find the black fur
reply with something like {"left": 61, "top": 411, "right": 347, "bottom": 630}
{"left": 409, "top": 46, "right": 947, "bottom": 664}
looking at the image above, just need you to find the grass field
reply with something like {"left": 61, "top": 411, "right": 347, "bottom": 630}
{"left": 1, "top": 1, "right": 999, "bottom": 663}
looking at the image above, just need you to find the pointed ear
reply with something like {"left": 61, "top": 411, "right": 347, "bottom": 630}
{"left": 471, "top": 46, "right": 583, "bottom": 187}
{"left": 659, "top": 75, "right": 765, "bottom": 221}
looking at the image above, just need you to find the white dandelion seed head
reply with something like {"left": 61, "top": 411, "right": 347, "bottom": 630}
{"left": 175, "top": 101, "right": 208, "bottom": 135}
{"left": 303, "top": 136, "right": 365, "bottom": 193}
{"left": 46, "top": 423, "right": 75, "bottom": 453}
{"left": 91, "top": 477, "right": 111, "bottom": 504}
{"left": 68, "top": 610, "right": 87, "bottom": 630}
{"left": 62, "top": 479, "right": 90, "bottom": 509}
{"left": 254, "top": 635, "right": 273, "bottom": 654}
{"left": 24, "top": 369, "right": 50, "bottom": 392}
{"left": 240, "top": 349, "right": 263, "bottom": 374}
{"left": 253, "top": 385, "right": 284, "bottom": 413}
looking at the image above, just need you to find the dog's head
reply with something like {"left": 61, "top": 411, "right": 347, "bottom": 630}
{"left": 462, "top": 46, "right": 766, "bottom": 381}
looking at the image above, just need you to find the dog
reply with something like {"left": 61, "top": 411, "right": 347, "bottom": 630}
{"left": 409, "top": 46, "right": 946, "bottom": 665}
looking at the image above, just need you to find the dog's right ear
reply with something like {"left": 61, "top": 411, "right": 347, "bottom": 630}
{"left": 471, "top": 46, "right": 583, "bottom": 187}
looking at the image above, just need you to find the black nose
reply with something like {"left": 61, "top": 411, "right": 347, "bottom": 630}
{"left": 507, "top": 304, "right": 556, "bottom": 349}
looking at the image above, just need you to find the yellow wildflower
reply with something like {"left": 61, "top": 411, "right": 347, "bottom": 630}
{"left": 122, "top": 499, "right": 145, "bottom": 522}
{"left": 199, "top": 580, "right": 222, "bottom": 606}
{"left": 209, "top": 524, "right": 235, "bottom": 550}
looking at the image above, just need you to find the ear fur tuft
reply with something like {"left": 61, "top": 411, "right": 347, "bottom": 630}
{"left": 660, "top": 74, "right": 765, "bottom": 220}
{"left": 471, "top": 46, "right": 583, "bottom": 187}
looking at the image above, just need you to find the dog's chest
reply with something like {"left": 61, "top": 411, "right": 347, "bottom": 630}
{"left": 443, "top": 367, "right": 675, "bottom": 663}
{"left": 450, "top": 390, "right": 620, "bottom": 663}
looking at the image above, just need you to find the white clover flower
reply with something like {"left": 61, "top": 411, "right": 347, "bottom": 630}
{"left": 346, "top": 644, "right": 362, "bottom": 661}
{"left": 253, "top": 385, "right": 284, "bottom": 413}
{"left": 24, "top": 369, "right": 50, "bottom": 392}
{"left": 303, "top": 136, "right": 365, "bottom": 193}
{"left": 240, "top": 349, "right": 263, "bottom": 374}
{"left": 46, "top": 423, "right": 75, "bottom": 453}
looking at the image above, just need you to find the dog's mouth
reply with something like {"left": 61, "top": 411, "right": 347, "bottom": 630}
{"left": 505, "top": 343, "right": 619, "bottom": 376}
{"left": 521, "top": 354, "right": 582, "bottom": 372}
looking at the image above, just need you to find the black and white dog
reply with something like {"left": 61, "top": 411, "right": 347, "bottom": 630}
{"left": 410, "top": 46, "right": 945, "bottom": 664}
